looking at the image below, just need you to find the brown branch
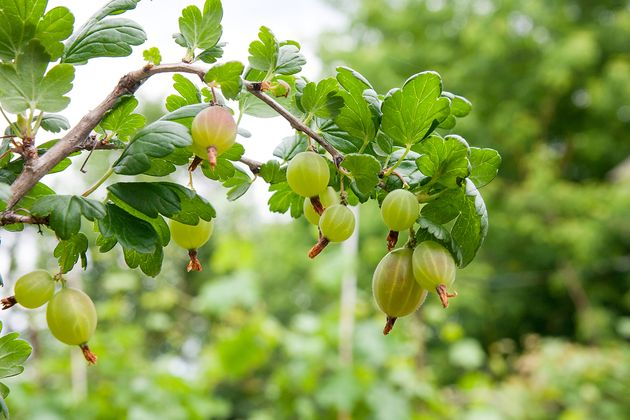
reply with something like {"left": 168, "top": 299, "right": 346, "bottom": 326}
{"left": 0, "top": 211, "right": 48, "bottom": 226}
{"left": 239, "top": 156, "right": 262, "bottom": 174}
{"left": 71, "top": 134, "right": 123, "bottom": 153}
{"left": 6, "top": 63, "right": 207, "bottom": 210}
{"left": 244, "top": 81, "right": 345, "bottom": 167}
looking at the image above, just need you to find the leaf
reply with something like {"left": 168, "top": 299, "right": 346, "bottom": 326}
{"left": 113, "top": 121, "right": 192, "bottom": 175}
{"left": 273, "top": 134, "right": 307, "bottom": 161}
{"left": 40, "top": 113, "right": 70, "bottom": 133}
{"left": 34, "top": 6, "right": 74, "bottom": 60}
{"left": 198, "top": 43, "right": 224, "bottom": 64}
{"left": 222, "top": 167, "right": 252, "bottom": 201}
{"left": 452, "top": 179, "right": 488, "bottom": 267}
{"left": 31, "top": 195, "right": 106, "bottom": 240}
{"left": 160, "top": 103, "right": 209, "bottom": 128}
{"left": 469, "top": 147, "right": 501, "bottom": 188}
{"left": 415, "top": 135, "right": 470, "bottom": 188}
{"left": 276, "top": 42, "right": 306, "bottom": 75}
{"left": 341, "top": 154, "right": 381, "bottom": 195}
{"left": 63, "top": 0, "right": 145, "bottom": 64}
{"left": 99, "top": 96, "right": 146, "bottom": 141}
{"left": 54, "top": 232, "right": 88, "bottom": 273}
{"left": 0, "top": 0, "right": 47, "bottom": 60}
{"left": 0, "top": 41, "right": 75, "bottom": 113}
{"left": 144, "top": 147, "right": 191, "bottom": 177}
{"left": 248, "top": 26, "right": 278, "bottom": 74}
{"left": 318, "top": 119, "right": 363, "bottom": 154}
{"left": 0, "top": 391, "right": 8, "bottom": 418}
{"left": 143, "top": 46, "right": 161, "bottom": 65}
{"left": 335, "top": 67, "right": 379, "bottom": 146}
{"left": 259, "top": 160, "right": 285, "bottom": 184}
{"left": 174, "top": 0, "right": 222, "bottom": 53}
{"left": 98, "top": 203, "right": 159, "bottom": 254}
{"left": 0, "top": 330, "right": 32, "bottom": 380}
{"left": 443, "top": 91, "right": 472, "bottom": 118}
{"left": 123, "top": 246, "right": 163, "bottom": 277}
{"left": 381, "top": 71, "right": 451, "bottom": 146}
{"left": 205, "top": 61, "right": 244, "bottom": 100}
{"left": 107, "top": 192, "right": 170, "bottom": 246}
{"left": 268, "top": 182, "right": 303, "bottom": 218}
{"left": 299, "top": 78, "right": 344, "bottom": 119}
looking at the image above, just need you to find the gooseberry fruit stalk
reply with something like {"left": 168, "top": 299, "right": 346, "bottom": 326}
{"left": 412, "top": 241, "right": 457, "bottom": 308}
{"left": 287, "top": 151, "right": 330, "bottom": 214}
{"left": 1, "top": 269, "right": 55, "bottom": 310}
{"left": 372, "top": 248, "right": 428, "bottom": 335}
{"left": 309, "top": 204, "right": 355, "bottom": 258}
{"left": 191, "top": 106, "right": 237, "bottom": 169}
{"left": 380, "top": 189, "right": 420, "bottom": 250}
{"left": 46, "top": 287, "right": 98, "bottom": 364}
{"left": 170, "top": 218, "right": 214, "bottom": 271}
{"left": 303, "top": 186, "right": 339, "bottom": 225}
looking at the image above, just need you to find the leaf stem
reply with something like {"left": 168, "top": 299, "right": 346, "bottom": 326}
{"left": 81, "top": 168, "right": 114, "bottom": 197}
{"left": 383, "top": 144, "right": 411, "bottom": 177}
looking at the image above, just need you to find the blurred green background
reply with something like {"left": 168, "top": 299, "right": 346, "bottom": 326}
{"left": 3, "top": 0, "right": 630, "bottom": 418}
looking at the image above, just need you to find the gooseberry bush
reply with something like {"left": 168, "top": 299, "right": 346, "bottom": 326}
{"left": 0, "top": 0, "right": 500, "bottom": 414}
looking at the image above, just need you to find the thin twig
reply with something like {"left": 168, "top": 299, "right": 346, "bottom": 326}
{"left": 0, "top": 211, "right": 48, "bottom": 226}
{"left": 239, "top": 156, "right": 262, "bottom": 174}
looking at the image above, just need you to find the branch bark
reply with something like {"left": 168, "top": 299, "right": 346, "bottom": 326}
{"left": 0, "top": 211, "right": 48, "bottom": 226}
{"left": 239, "top": 156, "right": 262, "bottom": 174}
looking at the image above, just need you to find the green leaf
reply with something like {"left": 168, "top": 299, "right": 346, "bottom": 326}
{"left": 222, "top": 167, "right": 252, "bottom": 201}
{"left": 99, "top": 96, "right": 146, "bottom": 141}
{"left": 0, "top": 330, "right": 32, "bottom": 380}
{"left": 273, "top": 134, "right": 307, "bottom": 162}
{"left": 415, "top": 134, "right": 470, "bottom": 188}
{"left": 166, "top": 74, "right": 201, "bottom": 112}
{"left": 40, "top": 113, "right": 70, "bottom": 133}
{"left": 54, "top": 232, "right": 88, "bottom": 273}
{"left": 299, "top": 78, "right": 344, "bottom": 119}
{"left": 174, "top": 0, "right": 222, "bottom": 54}
{"left": 107, "top": 191, "right": 170, "bottom": 247}
{"left": 381, "top": 71, "right": 451, "bottom": 146}
{"left": 452, "top": 179, "right": 488, "bottom": 267}
{"left": 259, "top": 160, "right": 285, "bottom": 184}
{"left": 98, "top": 203, "right": 159, "bottom": 254}
{"left": 276, "top": 42, "right": 306, "bottom": 75}
{"left": 63, "top": 0, "right": 145, "bottom": 64}
{"left": 144, "top": 147, "right": 191, "bottom": 177}
{"left": 197, "top": 43, "right": 224, "bottom": 64}
{"left": 204, "top": 61, "right": 244, "bottom": 100}
{"left": 0, "top": 41, "right": 75, "bottom": 113}
{"left": 159, "top": 103, "right": 209, "bottom": 128}
{"left": 113, "top": 121, "right": 192, "bottom": 175}
{"left": 469, "top": 147, "right": 501, "bottom": 188}
{"left": 443, "top": 92, "right": 472, "bottom": 118}
{"left": 318, "top": 119, "right": 363, "bottom": 154}
{"left": 268, "top": 182, "right": 303, "bottom": 218}
{"left": 341, "top": 154, "right": 381, "bottom": 195}
{"left": 248, "top": 26, "right": 278, "bottom": 74}
{"left": 335, "top": 67, "right": 379, "bottom": 147}
{"left": 31, "top": 195, "right": 106, "bottom": 240}
{"left": 34, "top": 6, "right": 74, "bottom": 60}
{"left": 0, "top": 0, "right": 47, "bottom": 60}
{"left": 0, "top": 390, "right": 8, "bottom": 418}
{"left": 143, "top": 46, "right": 161, "bottom": 65}
{"left": 123, "top": 246, "right": 163, "bottom": 277}
{"left": 421, "top": 189, "right": 462, "bottom": 224}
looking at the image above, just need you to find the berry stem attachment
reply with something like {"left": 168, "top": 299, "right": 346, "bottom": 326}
{"left": 310, "top": 196, "right": 324, "bottom": 215}
{"left": 207, "top": 146, "right": 218, "bottom": 169}
{"left": 436, "top": 284, "right": 457, "bottom": 308}
{"left": 187, "top": 249, "right": 203, "bottom": 272}
{"left": 80, "top": 343, "right": 98, "bottom": 365}
{"left": 1, "top": 296, "right": 17, "bottom": 310}
{"left": 308, "top": 236, "right": 330, "bottom": 259}
{"left": 386, "top": 230, "right": 399, "bottom": 251}
{"left": 383, "top": 316, "right": 397, "bottom": 335}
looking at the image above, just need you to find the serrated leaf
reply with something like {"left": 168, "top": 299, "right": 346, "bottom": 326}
{"left": 268, "top": 182, "right": 303, "bottom": 218}
{"left": 0, "top": 41, "right": 74, "bottom": 113}
{"left": 54, "top": 232, "right": 88, "bottom": 273}
{"left": 143, "top": 46, "right": 161, "bottom": 64}
{"left": 248, "top": 26, "right": 278, "bottom": 74}
{"left": 31, "top": 195, "right": 106, "bottom": 240}
{"left": 107, "top": 191, "right": 170, "bottom": 246}
{"left": 318, "top": 119, "right": 363, "bottom": 154}
{"left": 341, "top": 154, "right": 381, "bottom": 195}
{"left": 201, "top": 158, "right": 235, "bottom": 181}
{"left": 113, "top": 121, "right": 191, "bottom": 175}
{"left": 99, "top": 96, "right": 146, "bottom": 141}
{"left": 144, "top": 147, "right": 191, "bottom": 177}
{"left": 63, "top": 0, "right": 145, "bottom": 64}
{"left": 335, "top": 67, "right": 379, "bottom": 146}
{"left": 198, "top": 43, "right": 224, "bottom": 63}
{"left": 469, "top": 147, "right": 501, "bottom": 188}
{"left": 123, "top": 246, "right": 163, "bottom": 277}
{"left": 259, "top": 160, "right": 285, "bottom": 184}
{"left": 222, "top": 167, "right": 251, "bottom": 201}
{"left": 0, "top": 0, "right": 47, "bottom": 60}
{"left": 0, "top": 330, "right": 32, "bottom": 379}
{"left": 299, "top": 78, "right": 343, "bottom": 119}
{"left": 35, "top": 6, "right": 74, "bottom": 60}
{"left": 421, "top": 189, "right": 462, "bottom": 224}
{"left": 442, "top": 92, "right": 472, "bottom": 118}
{"left": 40, "top": 113, "right": 70, "bottom": 133}
{"left": 452, "top": 179, "right": 488, "bottom": 267}
{"left": 221, "top": 143, "right": 245, "bottom": 161}
{"left": 276, "top": 43, "right": 306, "bottom": 75}
{"left": 415, "top": 135, "right": 470, "bottom": 188}
{"left": 159, "top": 102, "right": 209, "bottom": 128}
{"left": 381, "top": 71, "right": 451, "bottom": 146}
{"left": 175, "top": 0, "right": 222, "bottom": 53}
{"left": 98, "top": 203, "right": 159, "bottom": 254}
{"left": 273, "top": 134, "right": 307, "bottom": 161}
{"left": 204, "top": 61, "right": 244, "bottom": 100}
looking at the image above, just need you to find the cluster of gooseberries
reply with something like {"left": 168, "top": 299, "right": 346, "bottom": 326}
{"left": 1, "top": 270, "right": 98, "bottom": 363}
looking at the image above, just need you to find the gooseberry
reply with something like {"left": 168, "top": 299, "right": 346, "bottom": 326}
{"left": 3, "top": 270, "right": 55, "bottom": 309}
{"left": 380, "top": 189, "right": 420, "bottom": 250}
{"left": 412, "top": 241, "right": 457, "bottom": 308}
{"left": 191, "top": 106, "right": 237, "bottom": 168}
{"left": 303, "top": 186, "right": 339, "bottom": 225}
{"left": 170, "top": 218, "right": 214, "bottom": 272}
{"left": 286, "top": 151, "right": 330, "bottom": 199}
{"left": 309, "top": 204, "right": 355, "bottom": 258}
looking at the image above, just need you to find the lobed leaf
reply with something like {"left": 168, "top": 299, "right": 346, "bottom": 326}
{"left": 31, "top": 195, "right": 106, "bottom": 240}
{"left": 299, "top": 78, "right": 344, "bottom": 119}
{"left": 415, "top": 134, "right": 470, "bottom": 188}
{"left": 204, "top": 61, "right": 244, "bottom": 100}
{"left": 54, "top": 232, "right": 88, "bottom": 273}
{"left": 341, "top": 154, "right": 381, "bottom": 195}
{"left": 469, "top": 147, "right": 501, "bottom": 188}
{"left": 268, "top": 182, "right": 303, "bottom": 218}
{"left": 99, "top": 96, "right": 146, "bottom": 141}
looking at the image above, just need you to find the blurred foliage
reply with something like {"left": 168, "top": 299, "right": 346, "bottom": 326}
{"left": 1, "top": 0, "right": 630, "bottom": 418}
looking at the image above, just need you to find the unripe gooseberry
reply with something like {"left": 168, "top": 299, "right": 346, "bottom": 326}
{"left": 170, "top": 218, "right": 214, "bottom": 272}
{"left": 191, "top": 106, "right": 237, "bottom": 167}
{"left": 286, "top": 151, "right": 330, "bottom": 198}
{"left": 13, "top": 269, "right": 55, "bottom": 309}
{"left": 308, "top": 204, "right": 355, "bottom": 258}
{"left": 381, "top": 189, "right": 420, "bottom": 250}
{"left": 412, "top": 241, "right": 457, "bottom": 308}
{"left": 372, "top": 248, "right": 428, "bottom": 335}
{"left": 303, "top": 186, "right": 339, "bottom": 225}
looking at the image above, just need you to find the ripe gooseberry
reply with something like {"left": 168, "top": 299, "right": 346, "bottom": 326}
{"left": 46, "top": 287, "right": 98, "bottom": 364}
{"left": 372, "top": 248, "right": 428, "bottom": 335}
{"left": 412, "top": 241, "right": 457, "bottom": 308}
{"left": 1, "top": 269, "right": 55, "bottom": 310}
{"left": 191, "top": 106, "right": 237, "bottom": 168}
{"left": 309, "top": 204, "right": 355, "bottom": 258}
{"left": 380, "top": 189, "right": 420, "bottom": 250}
{"left": 303, "top": 186, "right": 339, "bottom": 225}
{"left": 170, "top": 218, "right": 214, "bottom": 272}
